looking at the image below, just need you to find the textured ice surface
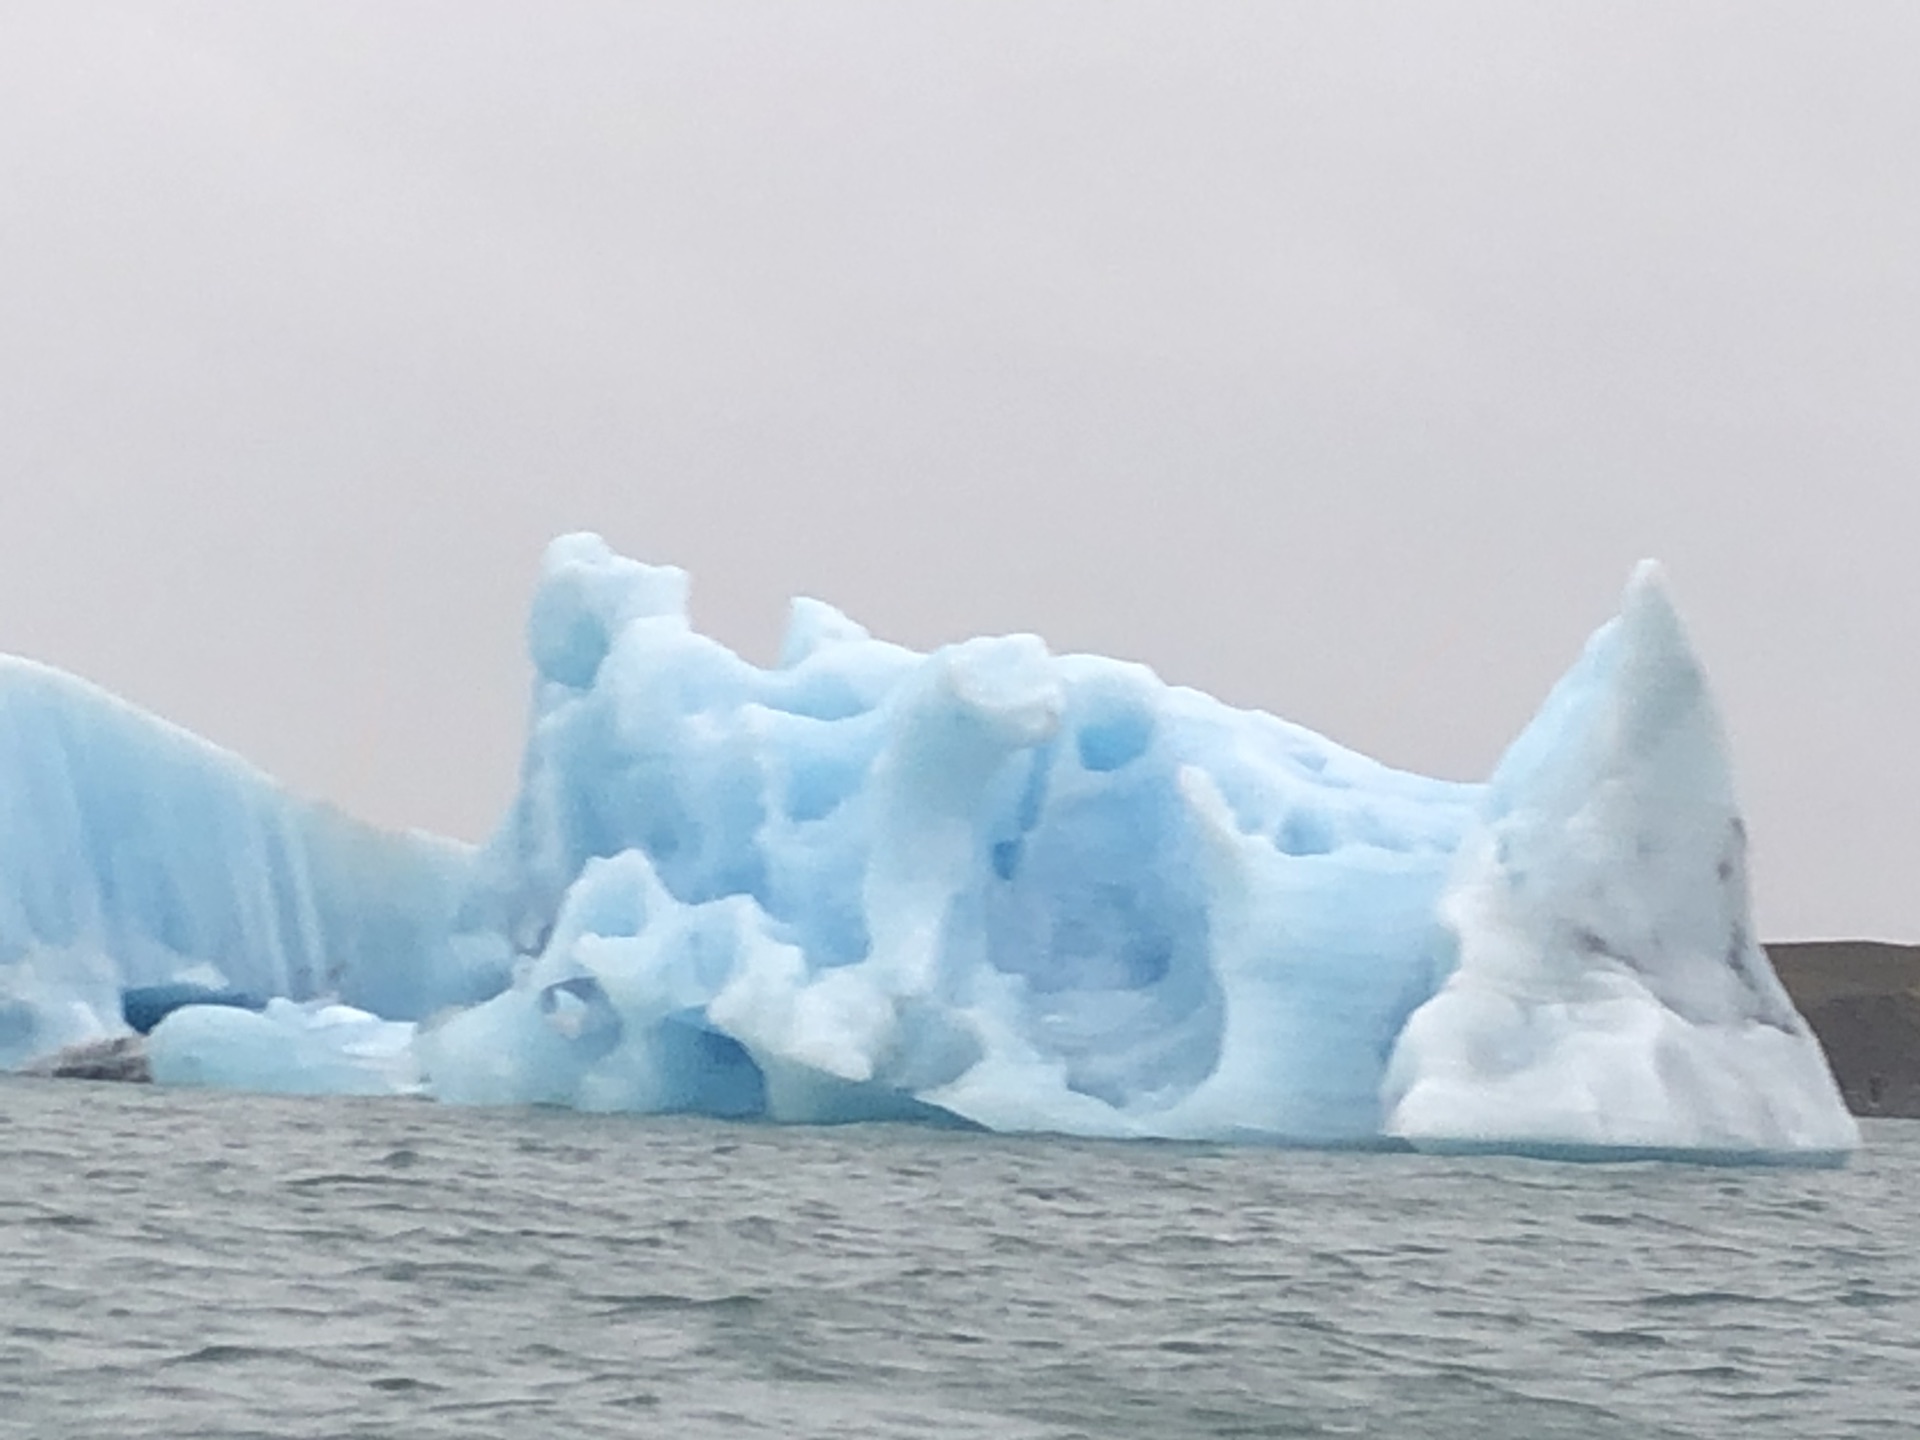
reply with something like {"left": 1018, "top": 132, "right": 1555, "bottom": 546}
{"left": 1381, "top": 566, "right": 1858, "bottom": 1159}
{"left": 0, "top": 538, "right": 1856, "bottom": 1159}
{"left": 0, "top": 660, "right": 477, "bottom": 1069}
{"left": 420, "top": 536, "right": 1476, "bottom": 1141}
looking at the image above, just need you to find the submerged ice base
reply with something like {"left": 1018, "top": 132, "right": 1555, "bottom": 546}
{"left": 0, "top": 537, "right": 1857, "bottom": 1161}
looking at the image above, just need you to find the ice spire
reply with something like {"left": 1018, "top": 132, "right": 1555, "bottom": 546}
{"left": 1382, "top": 564, "right": 1858, "bottom": 1159}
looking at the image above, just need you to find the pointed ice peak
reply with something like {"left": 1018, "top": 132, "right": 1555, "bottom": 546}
{"left": 779, "top": 596, "right": 872, "bottom": 668}
{"left": 1383, "top": 561, "right": 1856, "bottom": 1158}
{"left": 1485, "top": 559, "right": 1716, "bottom": 816}
{"left": 1466, "top": 558, "right": 1762, "bottom": 1014}
{"left": 1623, "top": 555, "right": 1668, "bottom": 602}
{"left": 1611, "top": 558, "right": 1714, "bottom": 742}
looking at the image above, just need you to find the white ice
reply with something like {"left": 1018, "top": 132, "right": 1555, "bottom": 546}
{"left": 1381, "top": 565, "right": 1858, "bottom": 1160}
{"left": 0, "top": 537, "right": 1857, "bottom": 1161}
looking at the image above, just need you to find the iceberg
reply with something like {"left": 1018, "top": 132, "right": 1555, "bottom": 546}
{"left": 0, "top": 536, "right": 1857, "bottom": 1161}
{"left": 0, "top": 659, "right": 481, "bottom": 1069}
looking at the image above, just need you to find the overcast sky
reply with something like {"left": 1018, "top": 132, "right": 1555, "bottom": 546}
{"left": 1, "top": 3, "right": 1915, "bottom": 940}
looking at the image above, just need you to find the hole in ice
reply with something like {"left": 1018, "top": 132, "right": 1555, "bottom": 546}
{"left": 781, "top": 750, "right": 869, "bottom": 824}
{"left": 539, "top": 975, "right": 623, "bottom": 1060}
{"left": 1274, "top": 807, "right": 1336, "bottom": 857}
{"left": 656, "top": 1021, "right": 767, "bottom": 1119}
{"left": 1075, "top": 708, "right": 1153, "bottom": 773}
{"left": 978, "top": 775, "right": 1223, "bottom": 1107}
{"left": 991, "top": 839, "right": 1021, "bottom": 882}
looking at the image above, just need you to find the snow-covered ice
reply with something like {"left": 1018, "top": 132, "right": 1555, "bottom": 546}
{"left": 0, "top": 537, "right": 1857, "bottom": 1161}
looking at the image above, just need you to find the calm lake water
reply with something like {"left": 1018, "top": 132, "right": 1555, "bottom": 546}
{"left": 2, "top": 1079, "right": 1915, "bottom": 1439}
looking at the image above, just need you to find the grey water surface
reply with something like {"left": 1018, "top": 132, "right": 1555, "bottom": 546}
{"left": 2, "top": 1079, "right": 1915, "bottom": 1439}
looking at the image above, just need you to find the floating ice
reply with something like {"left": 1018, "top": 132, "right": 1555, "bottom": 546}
{"left": 148, "top": 998, "right": 419, "bottom": 1097}
{"left": 1380, "top": 566, "right": 1859, "bottom": 1159}
{"left": 0, "top": 659, "right": 478, "bottom": 1069}
{"left": 0, "top": 537, "right": 1857, "bottom": 1161}
{"left": 422, "top": 536, "right": 1478, "bottom": 1141}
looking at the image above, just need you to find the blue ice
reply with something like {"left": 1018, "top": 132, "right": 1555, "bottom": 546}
{"left": 0, "top": 538, "right": 1858, "bottom": 1161}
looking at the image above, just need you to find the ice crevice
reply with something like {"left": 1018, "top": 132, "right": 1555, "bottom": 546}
{"left": 0, "top": 538, "right": 1857, "bottom": 1161}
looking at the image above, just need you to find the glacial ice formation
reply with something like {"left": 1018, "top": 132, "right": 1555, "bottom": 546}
{"left": 1380, "top": 568, "right": 1858, "bottom": 1158}
{"left": 0, "top": 660, "right": 476, "bottom": 1070}
{"left": 0, "top": 536, "right": 1858, "bottom": 1161}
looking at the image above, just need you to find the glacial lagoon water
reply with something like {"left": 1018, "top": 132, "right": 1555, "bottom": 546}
{"left": 2, "top": 1081, "right": 1915, "bottom": 1440}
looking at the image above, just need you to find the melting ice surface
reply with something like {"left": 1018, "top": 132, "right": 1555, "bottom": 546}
{"left": 0, "top": 536, "right": 1859, "bottom": 1161}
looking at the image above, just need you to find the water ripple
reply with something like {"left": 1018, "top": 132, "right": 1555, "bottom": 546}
{"left": 0, "top": 1081, "right": 1915, "bottom": 1439}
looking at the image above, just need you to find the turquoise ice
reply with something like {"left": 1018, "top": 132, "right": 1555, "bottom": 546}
{"left": 0, "top": 537, "right": 1858, "bottom": 1160}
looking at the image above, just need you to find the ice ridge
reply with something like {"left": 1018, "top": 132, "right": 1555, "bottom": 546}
{"left": 0, "top": 658, "right": 477, "bottom": 1068}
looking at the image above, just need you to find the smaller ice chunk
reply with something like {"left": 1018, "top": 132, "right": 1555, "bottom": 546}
{"left": 147, "top": 998, "right": 419, "bottom": 1097}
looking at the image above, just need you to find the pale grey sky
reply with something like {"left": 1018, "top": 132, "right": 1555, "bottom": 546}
{"left": 1, "top": 3, "right": 1915, "bottom": 940}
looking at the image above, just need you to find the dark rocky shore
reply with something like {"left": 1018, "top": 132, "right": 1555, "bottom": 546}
{"left": 1770, "top": 941, "right": 1920, "bottom": 1119}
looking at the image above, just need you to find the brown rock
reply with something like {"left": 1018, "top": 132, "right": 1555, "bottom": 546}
{"left": 1767, "top": 941, "right": 1920, "bottom": 1118}
{"left": 18, "top": 1034, "right": 152, "bottom": 1083}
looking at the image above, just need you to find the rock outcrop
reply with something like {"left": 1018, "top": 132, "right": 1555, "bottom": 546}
{"left": 1769, "top": 941, "right": 1920, "bottom": 1119}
